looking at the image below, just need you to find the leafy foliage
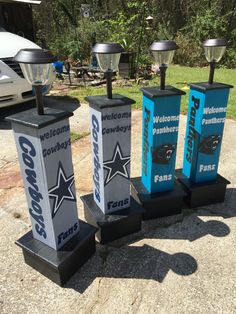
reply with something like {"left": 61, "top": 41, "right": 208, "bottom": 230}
{"left": 33, "top": 0, "right": 236, "bottom": 68}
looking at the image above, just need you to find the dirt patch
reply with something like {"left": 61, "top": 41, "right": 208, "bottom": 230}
{"left": 0, "top": 164, "right": 22, "bottom": 189}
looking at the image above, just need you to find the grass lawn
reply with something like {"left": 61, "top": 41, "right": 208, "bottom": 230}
{"left": 69, "top": 65, "right": 236, "bottom": 119}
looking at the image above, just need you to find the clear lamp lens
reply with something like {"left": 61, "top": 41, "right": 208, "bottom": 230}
{"left": 151, "top": 50, "right": 175, "bottom": 66}
{"left": 20, "top": 63, "right": 56, "bottom": 85}
{"left": 96, "top": 53, "right": 121, "bottom": 72}
{"left": 204, "top": 46, "right": 226, "bottom": 63}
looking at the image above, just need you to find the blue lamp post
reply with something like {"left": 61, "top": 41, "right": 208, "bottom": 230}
{"left": 177, "top": 39, "right": 233, "bottom": 207}
{"left": 131, "top": 40, "right": 187, "bottom": 219}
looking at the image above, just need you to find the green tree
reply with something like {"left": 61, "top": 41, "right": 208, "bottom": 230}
{"left": 33, "top": 0, "right": 236, "bottom": 67}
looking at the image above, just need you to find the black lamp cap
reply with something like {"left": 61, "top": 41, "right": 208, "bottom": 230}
{"left": 150, "top": 40, "right": 178, "bottom": 52}
{"left": 203, "top": 39, "right": 227, "bottom": 47}
{"left": 14, "top": 48, "right": 56, "bottom": 64}
{"left": 92, "top": 43, "right": 125, "bottom": 54}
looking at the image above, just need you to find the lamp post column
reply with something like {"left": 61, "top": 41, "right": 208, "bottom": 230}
{"left": 6, "top": 48, "right": 97, "bottom": 286}
{"left": 7, "top": 108, "right": 97, "bottom": 286}
{"left": 177, "top": 82, "right": 232, "bottom": 207}
{"left": 131, "top": 87, "right": 187, "bottom": 219}
{"left": 8, "top": 111, "right": 79, "bottom": 250}
{"left": 81, "top": 94, "right": 144, "bottom": 244}
{"left": 176, "top": 39, "right": 233, "bottom": 208}
{"left": 81, "top": 42, "right": 144, "bottom": 244}
{"left": 131, "top": 40, "right": 187, "bottom": 220}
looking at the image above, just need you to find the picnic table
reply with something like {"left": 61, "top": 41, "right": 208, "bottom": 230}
{"left": 73, "top": 66, "right": 104, "bottom": 85}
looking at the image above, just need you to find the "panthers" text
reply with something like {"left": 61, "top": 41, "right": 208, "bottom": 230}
{"left": 185, "top": 96, "right": 200, "bottom": 163}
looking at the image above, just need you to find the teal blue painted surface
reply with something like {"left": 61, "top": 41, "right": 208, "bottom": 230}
{"left": 183, "top": 87, "right": 230, "bottom": 183}
{"left": 141, "top": 94, "right": 182, "bottom": 193}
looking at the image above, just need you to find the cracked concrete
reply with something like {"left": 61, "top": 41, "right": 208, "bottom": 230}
{"left": 0, "top": 98, "right": 236, "bottom": 314}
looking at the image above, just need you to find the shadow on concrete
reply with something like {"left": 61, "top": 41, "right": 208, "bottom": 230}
{"left": 196, "top": 187, "right": 236, "bottom": 219}
{"left": 0, "top": 95, "right": 80, "bottom": 130}
{"left": 102, "top": 205, "right": 232, "bottom": 249}
{"left": 64, "top": 189, "right": 235, "bottom": 293}
{"left": 146, "top": 215, "right": 231, "bottom": 242}
{"left": 65, "top": 244, "right": 198, "bottom": 293}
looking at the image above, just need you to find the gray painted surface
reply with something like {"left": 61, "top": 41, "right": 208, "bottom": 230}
{"left": 12, "top": 118, "right": 79, "bottom": 250}
{"left": 90, "top": 105, "right": 131, "bottom": 214}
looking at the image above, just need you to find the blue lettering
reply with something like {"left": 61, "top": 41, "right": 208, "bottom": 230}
{"left": 35, "top": 224, "right": 47, "bottom": 239}
{"left": 19, "top": 136, "right": 36, "bottom": 157}
{"left": 108, "top": 198, "right": 129, "bottom": 210}
{"left": 92, "top": 114, "right": 101, "bottom": 203}
{"left": 19, "top": 136, "right": 47, "bottom": 239}
{"left": 143, "top": 107, "right": 150, "bottom": 176}
{"left": 58, "top": 222, "right": 79, "bottom": 245}
{"left": 185, "top": 96, "right": 200, "bottom": 163}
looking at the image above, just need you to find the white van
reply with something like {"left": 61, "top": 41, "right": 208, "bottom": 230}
{"left": 0, "top": 28, "right": 50, "bottom": 108}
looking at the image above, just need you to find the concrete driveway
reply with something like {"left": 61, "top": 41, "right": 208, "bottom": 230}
{"left": 0, "top": 97, "right": 236, "bottom": 314}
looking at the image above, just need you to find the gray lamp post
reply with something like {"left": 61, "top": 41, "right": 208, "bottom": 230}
{"left": 82, "top": 42, "right": 144, "bottom": 244}
{"left": 203, "top": 39, "right": 227, "bottom": 84}
{"left": 93, "top": 42, "right": 124, "bottom": 99}
{"left": 14, "top": 48, "right": 56, "bottom": 115}
{"left": 6, "top": 48, "right": 97, "bottom": 286}
{"left": 150, "top": 40, "right": 178, "bottom": 90}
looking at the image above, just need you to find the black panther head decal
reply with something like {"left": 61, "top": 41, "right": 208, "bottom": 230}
{"left": 199, "top": 135, "right": 221, "bottom": 155}
{"left": 152, "top": 144, "right": 176, "bottom": 164}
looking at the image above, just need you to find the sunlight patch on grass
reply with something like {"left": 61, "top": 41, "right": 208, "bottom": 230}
{"left": 68, "top": 65, "right": 236, "bottom": 119}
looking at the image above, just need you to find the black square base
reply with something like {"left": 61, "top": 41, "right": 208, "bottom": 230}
{"left": 16, "top": 220, "right": 97, "bottom": 286}
{"left": 81, "top": 194, "right": 144, "bottom": 244}
{"left": 176, "top": 169, "right": 231, "bottom": 208}
{"left": 131, "top": 177, "right": 187, "bottom": 220}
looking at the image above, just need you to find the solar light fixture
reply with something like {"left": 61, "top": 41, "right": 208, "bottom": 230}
{"left": 14, "top": 48, "right": 56, "bottom": 115}
{"left": 92, "top": 43, "right": 124, "bottom": 99}
{"left": 203, "top": 39, "right": 227, "bottom": 85}
{"left": 150, "top": 40, "right": 178, "bottom": 90}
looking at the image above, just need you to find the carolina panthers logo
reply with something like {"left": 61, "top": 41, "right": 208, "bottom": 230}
{"left": 152, "top": 144, "right": 176, "bottom": 164}
{"left": 199, "top": 135, "right": 221, "bottom": 155}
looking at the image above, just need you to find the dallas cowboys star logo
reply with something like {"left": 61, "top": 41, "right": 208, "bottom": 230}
{"left": 103, "top": 143, "right": 131, "bottom": 186}
{"left": 48, "top": 162, "right": 76, "bottom": 218}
